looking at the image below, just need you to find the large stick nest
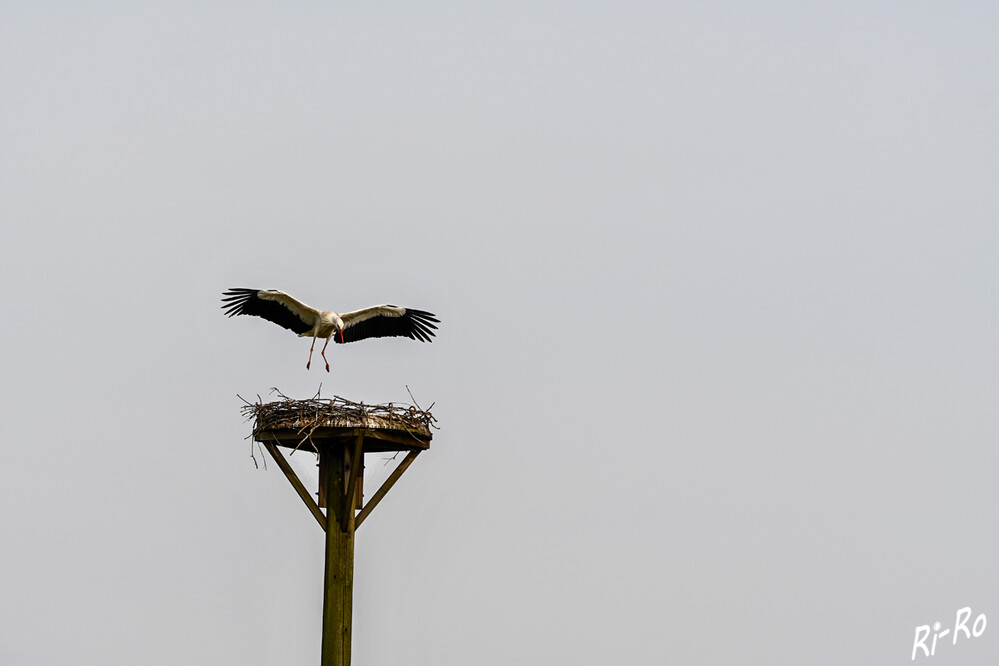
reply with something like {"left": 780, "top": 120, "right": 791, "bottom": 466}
{"left": 241, "top": 388, "right": 437, "bottom": 442}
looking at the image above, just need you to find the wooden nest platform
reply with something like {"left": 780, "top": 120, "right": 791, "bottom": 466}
{"left": 242, "top": 392, "right": 435, "bottom": 454}
{"left": 240, "top": 391, "right": 436, "bottom": 534}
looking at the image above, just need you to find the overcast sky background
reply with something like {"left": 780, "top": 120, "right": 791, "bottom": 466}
{"left": 2, "top": 2, "right": 998, "bottom": 664}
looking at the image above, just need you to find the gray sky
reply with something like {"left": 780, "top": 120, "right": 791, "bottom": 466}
{"left": 2, "top": 2, "right": 997, "bottom": 664}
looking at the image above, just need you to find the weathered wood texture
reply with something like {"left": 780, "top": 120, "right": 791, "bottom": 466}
{"left": 259, "top": 426, "right": 430, "bottom": 452}
{"left": 343, "top": 433, "right": 364, "bottom": 531}
{"left": 321, "top": 444, "right": 354, "bottom": 666}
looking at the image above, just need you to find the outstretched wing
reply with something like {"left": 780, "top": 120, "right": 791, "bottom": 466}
{"left": 337, "top": 305, "right": 439, "bottom": 344}
{"left": 221, "top": 288, "right": 319, "bottom": 335}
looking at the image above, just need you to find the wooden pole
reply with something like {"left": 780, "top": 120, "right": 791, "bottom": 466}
{"left": 343, "top": 433, "right": 364, "bottom": 530}
{"left": 320, "top": 443, "right": 354, "bottom": 666}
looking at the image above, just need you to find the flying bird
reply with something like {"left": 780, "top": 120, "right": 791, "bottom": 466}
{"left": 221, "top": 288, "right": 439, "bottom": 372}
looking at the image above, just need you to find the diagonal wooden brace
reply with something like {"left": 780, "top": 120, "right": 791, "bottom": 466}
{"left": 354, "top": 450, "right": 421, "bottom": 530}
{"left": 264, "top": 440, "right": 327, "bottom": 532}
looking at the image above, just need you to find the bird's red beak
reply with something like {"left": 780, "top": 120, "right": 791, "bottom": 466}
{"left": 339, "top": 327, "right": 345, "bottom": 343}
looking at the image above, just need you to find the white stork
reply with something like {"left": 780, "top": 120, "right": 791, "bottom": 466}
{"left": 221, "top": 288, "right": 439, "bottom": 372}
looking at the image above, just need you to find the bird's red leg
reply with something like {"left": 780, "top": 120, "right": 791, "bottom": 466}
{"left": 307, "top": 336, "right": 317, "bottom": 370}
{"left": 321, "top": 337, "right": 331, "bottom": 372}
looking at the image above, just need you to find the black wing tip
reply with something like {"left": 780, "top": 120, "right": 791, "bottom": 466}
{"left": 224, "top": 287, "right": 272, "bottom": 293}
{"left": 409, "top": 309, "right": 440, "bottom": 323}
{"left": 389, "top": 307, "right": 439, "bottom": 324}
{"left": 220, "top": 288, "right": 262, "bottom": 316}
{"left": 222, "top": 288, "right": 254, "bottom": 300}
{"left": 406, "top": 308, "right": 439, "bottom": 342}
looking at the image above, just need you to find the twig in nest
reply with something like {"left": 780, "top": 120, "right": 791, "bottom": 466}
{"left": 250, "top": 439, "right": 259, "bottom": 469}
{"left": 405, "top": 385, "right": 440, "bottom": 430}
{"left": 405, "top": 385, "right": 423, "bottom": 411}
{"left": 247, "top": 431, "right": 269, "bottom": 470}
